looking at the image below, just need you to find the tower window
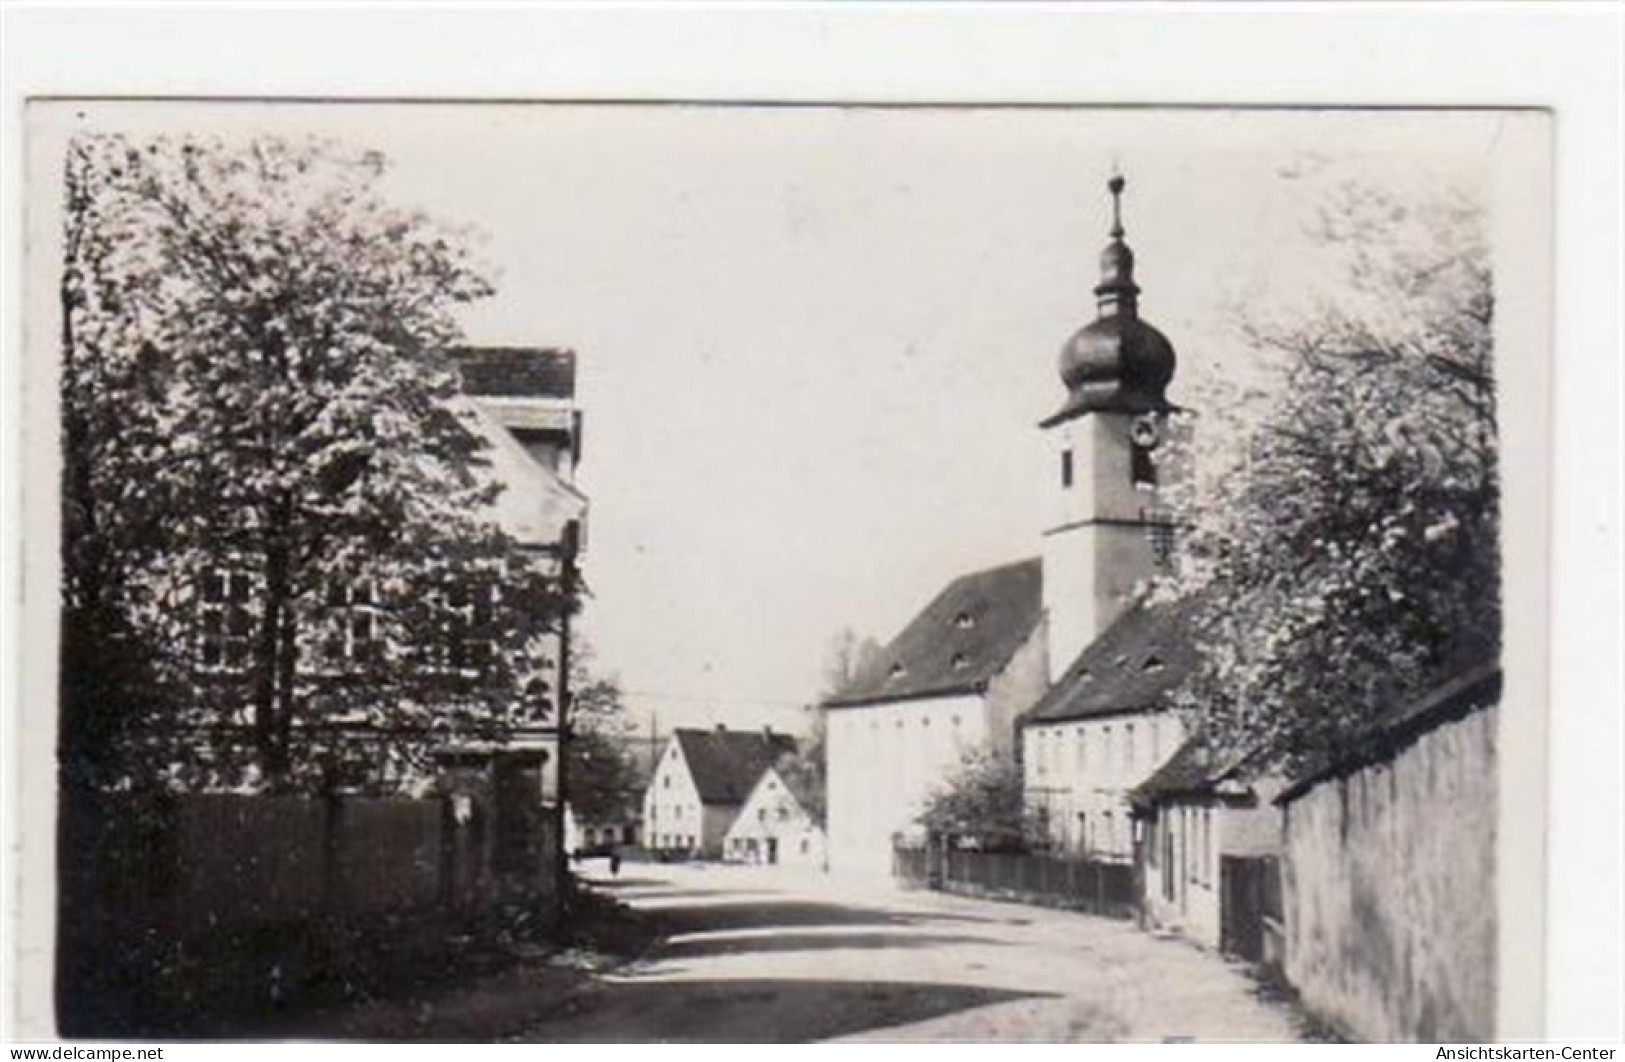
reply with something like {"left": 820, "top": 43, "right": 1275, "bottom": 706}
{"left": 1147, "top": 522, "right": 1176, "bottom": 567}
{"left": 1061, "top": 448, "right": 1074, "bottom": 488}
{"left": 1132, "top": 444, "right": 1157, "bottom": 488}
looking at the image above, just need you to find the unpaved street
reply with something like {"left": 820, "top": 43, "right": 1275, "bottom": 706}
{"left": 523, "top": 862, "right": 1311, "bottom": 1042}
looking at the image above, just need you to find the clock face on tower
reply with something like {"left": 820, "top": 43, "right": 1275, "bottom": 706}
{"left": 1130, "top": 415, "right": 1161, "bottom": 450}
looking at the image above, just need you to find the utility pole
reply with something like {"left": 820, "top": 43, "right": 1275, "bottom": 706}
{"left": 551, "top": 518, "right": 581, "bottom": 932}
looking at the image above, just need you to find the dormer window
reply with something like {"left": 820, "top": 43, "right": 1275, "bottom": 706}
{"left": 953, "top": 612, "right": 975, "bottom": 630}
{"left": 950, "top": 652, "right": 970, "bottom": 670}
{"left": 888, "top": 662, "right": 907, "bottom": 680}
{"left": 1143, "top": 655, "right": 1165, "bottom": 673}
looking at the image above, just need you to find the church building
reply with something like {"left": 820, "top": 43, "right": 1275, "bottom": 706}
{"left": 822, "top": 176, "right": 1196, "bottom": 875}
{"left": 1016, "top": 176, "right": 1196, "bottom": 862}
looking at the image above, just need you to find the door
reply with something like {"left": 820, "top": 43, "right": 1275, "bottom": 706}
{"left": 766, "top": 837, "right": 779, "bottom": 865}
{"left": 1220, "top": 855, "right": 1269, "bottom": 961}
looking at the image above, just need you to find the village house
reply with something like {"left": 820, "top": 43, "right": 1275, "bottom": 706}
{"left": 822, "top": 559, "right": 1049, "bottom": 877}
{"left": 642, "top": 725, "right": 797, "bottom": 859}
{"left": 1128, "top": 740, "right": 1284, "bottom": 957}
{"left": 430, "top": 345, "right": 589, "bottom": 896}
{"left": 723, "top": 758, "right": 828, "bottom": 868}
{"left": 1019, "top": 599, "right": 1196, "bottom": 863}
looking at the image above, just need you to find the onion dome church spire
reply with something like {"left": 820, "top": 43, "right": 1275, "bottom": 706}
{"left": 1044, "top": 175, "right": 1178, "bottom": 427}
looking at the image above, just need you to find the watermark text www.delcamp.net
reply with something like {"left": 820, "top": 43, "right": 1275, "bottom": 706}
{"left": 1438, "top": 1049, "right": 1618, "bottom": 1060}
{"left": 11, "top": 1049, "right": 163, "bottom": 1060}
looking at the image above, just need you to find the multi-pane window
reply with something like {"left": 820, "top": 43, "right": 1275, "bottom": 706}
{"left": 323, "top": 579, "right": 379, "bottom": 666}
{"left": 200, "top": 570, "right": 255, "bottom": 671}
{"left": 445, "top": 583, "right": 499, "bottom": 673}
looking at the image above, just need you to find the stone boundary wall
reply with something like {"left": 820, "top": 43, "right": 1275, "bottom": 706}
{"left": 1281, "top": 704, "right": 1497, "bottom": 1042}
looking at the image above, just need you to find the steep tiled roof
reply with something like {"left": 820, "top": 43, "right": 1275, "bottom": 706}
{"left": 451, "top": 346, "right": 575, "bottom": 400}
{"left": 1129, "top": 738, "right": 1218, "bottom": 807}
{"left": 825, "top": 558, "right": 1043, "bottom": 708}
{"left": 672, "top": 728, "right": 798, "bottom": 807}
{"left": 1021, "top": 593, "right": 1204, "bottom": 726}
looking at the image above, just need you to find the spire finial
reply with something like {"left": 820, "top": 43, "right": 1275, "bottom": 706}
{"left": 1107, "top": 174, "right": 1126, "bottom": 239}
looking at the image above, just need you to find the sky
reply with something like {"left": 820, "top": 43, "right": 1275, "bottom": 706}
{"left": 41, "top": 103, "right": 1519, "bottom": 737}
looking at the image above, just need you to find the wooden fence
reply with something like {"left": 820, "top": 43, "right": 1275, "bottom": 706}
{"left": 57, "top": 789, "right": 556, "bottom": 1035}
{"left": 893, "top": 844, "right": 1137, "bottom": 919}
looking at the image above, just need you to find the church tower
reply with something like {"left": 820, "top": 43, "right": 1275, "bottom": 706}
{"left": 1041, "top": 176, "right": 1185, "bottom": 681}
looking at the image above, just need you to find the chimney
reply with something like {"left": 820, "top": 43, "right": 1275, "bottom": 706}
{"left": 714, "top": 722, "right": 726, "bottom": 733}
{"left": 762, "top": 725, "right": 773, "bottom": 738}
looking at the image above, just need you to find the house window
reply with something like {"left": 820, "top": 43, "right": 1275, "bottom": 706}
{"left": 1103, "top": 810, "right": 1116, "bottom": 854}
{"left": 444, "top": 582, "right": 499, "bottom": 673}
{"left": 1150, "top": 720, "right": 1162, "bottom": 764}
{"left": 1131, "top": 443, "right": 1157, "bottom": 488}
{"left": 200, "top": 569, "right": 255, "bottom": 671}
{"left": 323, "top": 578, "right": 379, "bottom": 666}
{"left": 1061, "top": 448, "right": 1074, "bottom": 488}
{"left": 1124, "top": 723, "right": 1135, "bottom": 773}
{"left": 1078, "top": 729, "right": 1088, "bottom": 772}
{"left": 1102, "top": 726, "right": 1114, "bottom": 778}
{"left": 663, "top": 774, "right": 671, "bottom": 789}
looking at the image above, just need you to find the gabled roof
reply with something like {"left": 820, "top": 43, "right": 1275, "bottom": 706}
{"left": 765, "top": 755, "right": 820, "bottom": 815}
{"left": 1275, "top": 663, "right": 1501, "bottom": 806}
{"left": 671, "top": 727, "right": 798, "bottom": 807}
{"left": 451, "top": 346, "right": 576, "bottom": 400}
{"left": 448, "top": 396, "right": 586, "bottom": 548}
{"left": 825, "top": 558, "right": 1043, "bottom": 708}
{"left": 1128, "top": 738, "right": 1265, "bottom": 810}
{"left": 1021, "top": 593, "right": 1203, "bottom": 726}
{"left": 1129, "top": 739, "right": 1218, "bottom": 808}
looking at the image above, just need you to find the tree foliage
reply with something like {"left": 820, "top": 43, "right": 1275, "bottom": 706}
{"left": 820, "top": 626, "right": 884, "bottom": 701}
{"left": 59, "top": 133, "right": 564, "bottom": 793}
{"left": 1163, "top": 183, "right": 1499, "bottom": 773}
{"left": 565, "top": 655, "right": 646, "bottom": 825}
{"left": 916, "top": 746, "right": 1036, "bottom": 851}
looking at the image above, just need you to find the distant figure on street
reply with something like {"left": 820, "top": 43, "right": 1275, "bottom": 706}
{"left": 609, "top": 848, "right": 622, "bottom": 877}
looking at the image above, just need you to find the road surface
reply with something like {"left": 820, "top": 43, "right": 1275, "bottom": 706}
{"left": 522, "top": 861, "right": 1312, "bottom": 1042}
